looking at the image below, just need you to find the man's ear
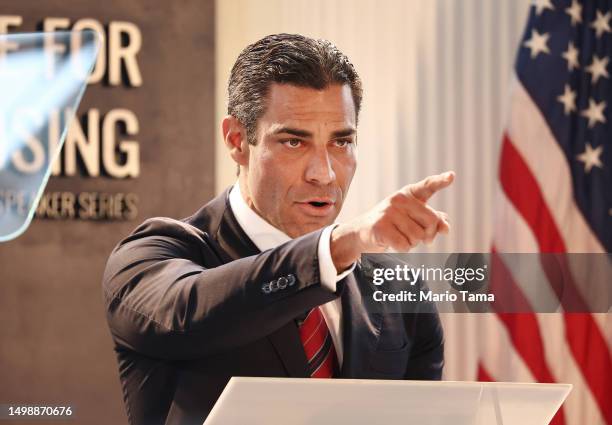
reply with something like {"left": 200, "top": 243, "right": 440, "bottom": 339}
{"left": 221, "top": 115, "right": 249, "bottom": 167}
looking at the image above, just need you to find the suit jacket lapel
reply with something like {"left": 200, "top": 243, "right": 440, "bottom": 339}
{"left": 267, "top": 324, "right": 309, "bottom": 378}
{"left": 214, "top": 189, "right": 261, "bottom": 260}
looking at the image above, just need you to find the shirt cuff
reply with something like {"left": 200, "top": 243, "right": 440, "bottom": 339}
{"left": 318, "top": 225, "right": 357, "bottom": 293}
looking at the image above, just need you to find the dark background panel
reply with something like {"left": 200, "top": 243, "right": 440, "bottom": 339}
{"left": 0, "top": 1, "right": 215, "bottom": 424}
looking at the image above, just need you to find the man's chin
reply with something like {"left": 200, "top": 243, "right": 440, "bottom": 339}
{"left": 286, "top": 219, "right": 335, "bottom": 238}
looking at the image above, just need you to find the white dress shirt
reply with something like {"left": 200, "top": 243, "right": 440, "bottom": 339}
{"left": 229, "top": 182, "right": 354, "bottom": 367}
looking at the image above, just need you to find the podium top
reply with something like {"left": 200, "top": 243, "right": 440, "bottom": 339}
{"left": 204, "top": 377, "right": 571, "bottom": 425}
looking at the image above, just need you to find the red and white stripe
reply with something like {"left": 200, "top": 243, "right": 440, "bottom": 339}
{"left": 483, "top": 75, "right": 611, "bottom": 425}
{"left": 299, "top": 307, "right": 337, "bottom": 379}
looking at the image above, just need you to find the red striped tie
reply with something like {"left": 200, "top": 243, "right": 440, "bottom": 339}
{"left": 298, "top": 307, "right": 338, "bottom": 378}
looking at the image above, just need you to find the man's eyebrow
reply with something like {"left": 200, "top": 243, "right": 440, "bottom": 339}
{"left": 331, "top": 128, "right": 357, "bottom": 138}
{"left": 269, "top": 126, "right": 357, "bottom": 138}
{"left": 270, "top": 127, "right": 313, "bottom": 138}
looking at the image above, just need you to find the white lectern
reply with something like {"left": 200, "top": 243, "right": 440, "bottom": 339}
{"left": 204, "top": 377, "right": 571, "bottom": 425}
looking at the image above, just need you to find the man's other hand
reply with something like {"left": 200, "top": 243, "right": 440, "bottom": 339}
{"left": 330, "top": 171, "right": 455, "bottom": 272}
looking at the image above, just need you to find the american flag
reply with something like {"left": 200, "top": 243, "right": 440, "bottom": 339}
{"left": 480, "top": 1, "right": 611, "bottom": 424}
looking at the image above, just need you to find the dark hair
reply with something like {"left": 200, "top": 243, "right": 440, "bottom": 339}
{"left": 227, "top": 33, "right": 363, "bottom": 144}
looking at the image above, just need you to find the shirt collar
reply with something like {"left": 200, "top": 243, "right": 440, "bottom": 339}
{"left": 229, "top": 181, "right": 291, "bottom": 251}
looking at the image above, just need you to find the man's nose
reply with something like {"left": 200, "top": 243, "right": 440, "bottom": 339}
{"left": 304, "top": 147, "right": 336, "bottom": 185}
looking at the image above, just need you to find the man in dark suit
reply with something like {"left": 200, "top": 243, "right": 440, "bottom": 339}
{"left": 103, "top": 33, "right": 454, "bottom": 425}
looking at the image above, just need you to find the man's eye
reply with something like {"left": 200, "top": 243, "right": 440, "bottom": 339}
{"left": 283, "top": 139, "right": 302, "bottom": 148}
{"left": 334, "top": 139, "right": 353, "bottom": 147}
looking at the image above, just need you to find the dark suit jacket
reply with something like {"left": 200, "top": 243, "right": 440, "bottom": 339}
{"left": 102, "top": 188, "right": 444, "bottom": 425}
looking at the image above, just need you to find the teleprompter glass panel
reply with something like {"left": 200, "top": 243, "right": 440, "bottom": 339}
{"left": 0, "top": 31, "right": 99, "bottom": 241}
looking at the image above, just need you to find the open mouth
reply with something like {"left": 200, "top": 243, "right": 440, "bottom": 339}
{"left": 309, "top": 201, "right": 329, "bottom": 208}
{"left": 297, "top": 199, "right": 335, "bottom": 216}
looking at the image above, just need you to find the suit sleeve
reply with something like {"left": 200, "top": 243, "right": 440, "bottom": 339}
{"left": 102, "top": 218, "right": 339, "bottom": 361}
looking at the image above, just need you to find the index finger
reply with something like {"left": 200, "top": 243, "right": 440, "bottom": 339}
{"left": 406, "top": 171, "right": 455, "bottom": 202}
